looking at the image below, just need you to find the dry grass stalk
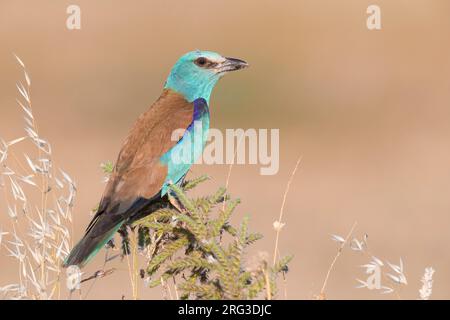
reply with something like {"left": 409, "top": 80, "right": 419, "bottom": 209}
{"left": 222, "top": 132, "right": 245, "bottom": 211}
{"left": 318, "top": 221, "right": 357, "bottom": 299}
{"left": 0, "top": 55, "right": 76, "bottom": 300}
{"left": 272, "top": 156, "right": 302, "bottom": 266}
{"left": 418, "top": 267, "right": 435, "bottom": 300}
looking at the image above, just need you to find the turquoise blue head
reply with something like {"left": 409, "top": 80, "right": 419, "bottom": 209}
{"left": 164, "top": 50, "right": 248, "bottom": 103}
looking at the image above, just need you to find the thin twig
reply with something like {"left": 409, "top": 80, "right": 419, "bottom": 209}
{"left": 81, "top": 268, "right": 116, "bottom": 284}
{"left": 264, "top": 269, "right": 272, "bottom": 300}
{"left": 282, "top": 271, "right": 288, "bottom": 299}
{"left": 319, "top": 221, "right": 357, "bottom": 297}
{"left": 132, "top": 231, "right": 139, "bottom": 300}
{"left": 125, "top": 237, "right": 135, "bottom": 299}
{"left": 222, "top": 133, "right": 245, "bottom": 210}
{"left": 172, "top": 275, "right": 179, "bottom": 300}
{"left": 161, "top": 276, "right": 173, "bottom": 300}
{"left": 272, "top": 156, "right": 302, "bottom": 266}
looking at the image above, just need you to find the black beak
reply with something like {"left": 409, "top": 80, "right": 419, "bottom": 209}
{"left": 217, "top": 57, "right": 249, "bottom": 74}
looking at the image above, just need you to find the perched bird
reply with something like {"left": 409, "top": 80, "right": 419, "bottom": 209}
{"left": 63, "top": 50, "right": 248, "bottom": 267}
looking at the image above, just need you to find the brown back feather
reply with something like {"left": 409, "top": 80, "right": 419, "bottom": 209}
{"left": 87, "top": 89, "right": 193, "bottom": 234}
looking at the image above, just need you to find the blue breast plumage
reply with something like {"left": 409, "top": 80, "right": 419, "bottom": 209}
{"left": 160, "top": 98, "right": 210, "bottom": 195}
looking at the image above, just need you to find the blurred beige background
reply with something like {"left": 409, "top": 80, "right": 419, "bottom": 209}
{"left": 1, "top": 0, "right": 450, "bottom": 299}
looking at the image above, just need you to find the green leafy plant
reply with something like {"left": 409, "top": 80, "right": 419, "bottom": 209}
{"left": 132, "top": 175, "right": 292, "bottom": 300}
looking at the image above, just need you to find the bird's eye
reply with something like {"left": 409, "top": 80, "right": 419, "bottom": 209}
{"left": 195, "top": 57, "right": 208, "bottom": 67}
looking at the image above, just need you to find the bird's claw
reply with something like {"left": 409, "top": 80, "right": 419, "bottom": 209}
{"left": 168, "top": 193, "right": 183, "bottom": 212}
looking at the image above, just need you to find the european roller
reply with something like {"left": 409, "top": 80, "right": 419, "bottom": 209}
{"left": 63, "top": 50, "right": 248, "bottom": 267}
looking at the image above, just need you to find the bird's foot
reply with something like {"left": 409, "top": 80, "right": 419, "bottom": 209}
{"left": 168, "top": 193, "right": 183, "bottom": 212}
